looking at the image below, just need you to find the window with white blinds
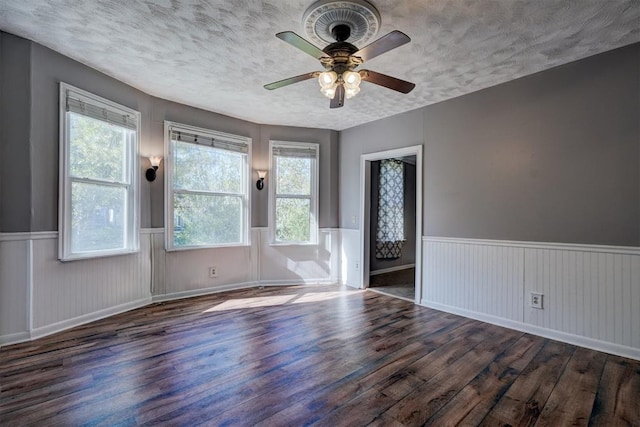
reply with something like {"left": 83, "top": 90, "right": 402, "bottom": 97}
{"left": 165, "top": 121, "right": 251, "bottom": 250}
{"left": 58, "top": 83, "right": 140, "bottom": 260}
{"left": 269, "top": 141, "right": 319, "bottom": 244}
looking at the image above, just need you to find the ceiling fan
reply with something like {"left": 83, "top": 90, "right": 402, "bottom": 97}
{"left": 264, "top": 24, "right": 415, "bottom": 108}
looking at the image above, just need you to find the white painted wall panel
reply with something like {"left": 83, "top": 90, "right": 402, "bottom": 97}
{"left": 258, "top": 229, "right": 336, "bottom": 284}
{"left": 423, "top": 240, "right": 524, "bottom": 322}
{"left": 339, "top": 229, "right": 360, "bottom": 287}
{"left": 524, "top": 248, "right": 640, "bottom": 349}
{"left": 0, "top": 239, "right": 29, "bottom": 337}
{"left": 163, "top": 246, "right": 254, "bottom": 294}
{"left": 423, "top": 237, "right": 640, "bottom": 358}
{"left": 32, "top": 237, "right": 151, "bottom": 329}
{"left": 149, "top": 230, "right": 166, "bottom": 295}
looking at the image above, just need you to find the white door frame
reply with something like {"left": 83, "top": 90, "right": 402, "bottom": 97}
{"left": 359, "top": 145, "right": 423, "bottom": 303}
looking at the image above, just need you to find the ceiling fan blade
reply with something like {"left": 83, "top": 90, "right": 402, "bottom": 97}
{"left": 353, "top": 30, "right": 411, "bottom": 62}
{"left": 330, "top": 84, "right": 345, "bottom": 109}
{"left": 276, "top": 31, "right": 327, "bottom": 60}
{"left": 264, "top": 72, "right": 317, "bottom": 90}
{"left": 360, "top": 70, "right": 415, "bottom": 94}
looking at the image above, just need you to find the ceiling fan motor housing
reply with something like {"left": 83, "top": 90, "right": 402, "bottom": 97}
{"left": 331, "top": 23, "right": 351, "bottom": 42}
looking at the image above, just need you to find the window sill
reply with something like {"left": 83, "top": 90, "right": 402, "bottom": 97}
{"left": 166, "top": 243, "right": 251, "bottom": 252}
{"left": 269, "top": 241, "right": 318, "bottom": 247}
{"left": 59, "top": 248, "right": 140, "bottom": 262}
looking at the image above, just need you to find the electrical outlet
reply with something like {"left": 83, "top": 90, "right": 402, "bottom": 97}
{"left": 530, "top": 292, "right": 543, "bottom": 309}
{"left": 355, "top": 262, "right": 359, "bottom": 270}
{"left": 208, "top": 266, "right": 218, "bottom": 278}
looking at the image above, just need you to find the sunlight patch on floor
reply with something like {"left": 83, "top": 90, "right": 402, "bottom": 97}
{"left": 202, "top": 290, "right": 353, "bottom": 313}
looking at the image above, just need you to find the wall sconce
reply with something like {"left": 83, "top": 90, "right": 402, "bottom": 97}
{"left": 145, "top": 156, "right": 162, "bottom": 182}
{"left": 256, "top": 170, "right": 267, "bottom": 190}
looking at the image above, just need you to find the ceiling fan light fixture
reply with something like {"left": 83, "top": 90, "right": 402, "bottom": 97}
{"left": 343, "top": 70, "right": 361, "bottom": 88}
{"left": 321, "top": 84, "right": 338, "bottom": 99}
{"left": 318, "top": 70, "right": 338, "bottom": 88}
{"left": 342, "top": 70, "right": 362, "bottom": 99}
{"left": 345, "top": 85, "right": 360, "bottom": 99}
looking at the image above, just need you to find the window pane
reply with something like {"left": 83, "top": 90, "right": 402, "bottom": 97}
{"left": 173, "top": 141, "right": 242, "bottom": 193}
{"left": 276, "top": 198, "right": 310, "bottom": 242}
{"left": 276, "top": 156, "right": 311, "bottom": 195}
{"left": 69, "top": 112, "right": 127, "bottom": 182}
{"left": 71, "top": 182, "right": 126, "bottom": 252}
{"left": 174, "top": 193, "right": 242, "bottom": 246}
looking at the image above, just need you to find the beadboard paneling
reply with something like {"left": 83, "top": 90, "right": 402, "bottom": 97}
{"left": 150, "top": 231, "right": 166, "bottom": 295}
{"left": 422, "top": 237, "right": 640, "bottom": 358}
{"left": 258, "top": 228, "right": 337, "bottom": 284}
{"left": 524, "top": 248, "right": 640, "bottom": 349}
{"left": 0, "top": 239, "right": 30, "bottom": 338}
{"left": 423, "top": 239, "right": 524, "bottom": 322}
{"left": 32, "top": 237, "right": 152, "bottom": 329}
{"left": 339, "top": 228, "right": 361, "bottom": 287}
{"left": 163, "top": 245, "right": 254, "bottom": 295}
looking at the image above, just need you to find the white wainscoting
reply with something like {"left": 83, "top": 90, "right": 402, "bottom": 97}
{"left": 1, "top": 228, "right": 341, "bottom": 346}
{"left": 5, "top": 229, "right": 638, "bottom": 360}
{"left": 0, "top": 237, "right": 31, "bottom": 342}
{"left": 422, "top": 237, "right": 640, "bottom": 360}
{"left": 257, "top": 228, "right": 339, "bottom": 285}
{"left": 31, "top": 234, "right": 153, "bottom": 335}
{"left": 339, "top": 228, "right": 361, "bottom": 288}
{"left": 423, "top": 240, "right": 524, "bottom": 322}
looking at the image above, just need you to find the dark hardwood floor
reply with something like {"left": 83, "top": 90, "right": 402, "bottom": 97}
{"left": 1, "top": 285, "right": 639, "bottom": 426}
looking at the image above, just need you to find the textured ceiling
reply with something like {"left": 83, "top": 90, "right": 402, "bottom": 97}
{"left": 1, "top": 1, "right": 639, "bottom": 131}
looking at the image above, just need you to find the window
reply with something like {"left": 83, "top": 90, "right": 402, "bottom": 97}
{"left": 59, "top": 83, "right": 140, "bottom": 261}
{"left": 165, "top": 122, "right": 250, "bottom": 250}
{"left": 269, "top": 141, "right": 319, "bottom": 244}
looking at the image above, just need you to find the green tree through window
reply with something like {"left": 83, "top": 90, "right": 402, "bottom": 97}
{"left": 270, "top": 142, "right": 318, "bottom": 244}
{"left": 165, "top": 123, "right": 250, "bottom": 250}
{"left": 59, "top": 83, "right": 139, "bottom": 260}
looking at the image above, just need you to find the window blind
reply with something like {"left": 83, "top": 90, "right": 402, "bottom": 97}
{"left": 272, "top": 145, "right": 317, "bottom": 158}
{"left": 170, "top": 129, "right": 248, "bottom": 154}
{"left": 66, "top": 96, "right": 137, "bottom": 130}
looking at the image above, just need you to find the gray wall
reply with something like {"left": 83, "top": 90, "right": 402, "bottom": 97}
{"left": 340, "top": 108, "right": 424, "bottom": 229}
{"left": 341, "top": 43, "right": 640, "bottom": 247}
{"left": 0, "top": 32, "right": 339, "bottom": 232}
{"left": 28, "top": 41, "right": 153, "bottom": 231}
{"left": 0, "top": 33, "right": 32, "bottom": 232}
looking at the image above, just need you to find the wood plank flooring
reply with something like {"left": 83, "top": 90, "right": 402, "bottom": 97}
{"left": 1, "top": 285, "right": 639, "bottom": 426}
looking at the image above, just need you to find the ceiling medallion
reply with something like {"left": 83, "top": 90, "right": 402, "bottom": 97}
{"left": 302, "top": 0, "right": 381, "bottom": 47}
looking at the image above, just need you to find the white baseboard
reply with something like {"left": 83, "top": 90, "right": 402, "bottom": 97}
{"left": 420, "top": 299, "right": 640, "bottom": 361}
{"left": 0, "top": 331, "right": 32, "bottom": 347}
{"left": 25, "top": 297, "right": 152, "bottom": 344}
{"left": 258, "top": 278, "right": 337, "bottom": 286}
{"left": 152, "top": 281, "right": 260, "bottom": 303}
{"left": 370, "top": 263, "right": 415, "bottom": 276}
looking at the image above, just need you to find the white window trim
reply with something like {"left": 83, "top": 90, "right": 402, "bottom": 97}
{"left": 58, "top": 82, "right": 140, "bottom": 261}
{"left": 164, "top": 121, "right": 252, "bottom": 251}
{"left": 268, "top": 140, "right": 319, "bottom": 245}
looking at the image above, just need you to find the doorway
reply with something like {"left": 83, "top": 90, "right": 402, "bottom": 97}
{"left": 358, "top": 146, "right": 422, "bottom": 303}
